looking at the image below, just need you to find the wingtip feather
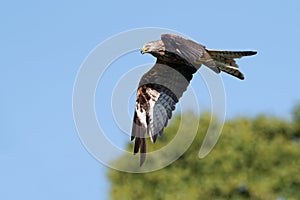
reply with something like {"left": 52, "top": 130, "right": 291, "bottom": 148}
{"left": 133, "top": 138, "right": 140, "bottom": 154}
{"left": 131, "top": 136, "right": 135, "bottom": 141}
{"left": 139, "top": 138, "right": 146, "bottom": 166}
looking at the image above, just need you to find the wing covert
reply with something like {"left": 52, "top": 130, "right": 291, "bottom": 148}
{"left": 161, "top": 34, "right": 206, "bottom": 69}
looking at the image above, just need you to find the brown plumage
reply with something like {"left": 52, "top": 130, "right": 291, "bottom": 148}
{"left": 206, "top": 50, "right": 257, "bottom": 80}
{"left": 131, "top": 34, "right": 257, "bottom": 166}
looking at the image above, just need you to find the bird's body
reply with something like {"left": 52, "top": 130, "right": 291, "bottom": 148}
{"left": 131, "top": 34, "right": 257, "bottom": 165}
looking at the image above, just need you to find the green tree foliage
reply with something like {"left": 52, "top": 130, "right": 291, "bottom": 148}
{"left": 292, "top": 103, "right": 300, "bottom": 137}
{"left": 108, "top": 105, "right": 300, "bottom": 200}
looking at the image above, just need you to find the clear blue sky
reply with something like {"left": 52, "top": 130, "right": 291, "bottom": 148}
{"left": 1, "top": 0, "right": 300, "bottom": 199}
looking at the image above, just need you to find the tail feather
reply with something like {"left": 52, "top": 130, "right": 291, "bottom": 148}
{"left": 208, "top": 50, "right": 257, "bottom": 59}
{"left": 216, "top": 61, "right": 245, "bottom": 80}
{"left": 205, "top": 50, "right": 256, "bottom": 80}
{"left": 208, "top": 50, "right": 257, "bottom": 68}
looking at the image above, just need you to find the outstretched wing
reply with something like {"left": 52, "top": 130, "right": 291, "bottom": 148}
{"left": 161, "top": 34, "right": 220, "bottom": 73}
{"left": 131, "top": 61, "right": 193, "bottom": 166}
{"left": 161, "top": 34, "right": 206, "bottom": 63}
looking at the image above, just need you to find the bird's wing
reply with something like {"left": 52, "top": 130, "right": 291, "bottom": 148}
{"left": 161, "top": 34, "right": 205, "bottom": 65}
{"left": 131, "top": 61, "right": 192, "bottom": 166}
{"left": 161, "top": 34, "right": 221, "bottom": 74}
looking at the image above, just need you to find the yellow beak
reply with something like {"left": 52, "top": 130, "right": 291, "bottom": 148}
{"left": 141, "top": 46, "right": 149, "bottom": 54}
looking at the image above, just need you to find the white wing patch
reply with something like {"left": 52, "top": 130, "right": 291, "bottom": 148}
{"left": 147, "top": 87, "right": 160, "bottom": 107}
{"left": 176, "top": 48, "right": 182, "bottom": 54}
{"left": 135, "top": 87, "right": 160, "bottom": 130}
{"left": 135, "top": 103, "right": 147, "bottom": 128}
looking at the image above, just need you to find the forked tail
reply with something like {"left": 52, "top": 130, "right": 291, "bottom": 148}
{"left": 206, "top": 50, "right": 257, "bottom": 80}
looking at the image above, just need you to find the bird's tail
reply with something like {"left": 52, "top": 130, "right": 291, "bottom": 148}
{"left": 215, "top": 62, "right": 245, "bottom": 80}
{"left": 206, "top": 50, "right": 257, "bottom": 80}
{"left": 208, "top": 50, "right": 257, "bottom": 59}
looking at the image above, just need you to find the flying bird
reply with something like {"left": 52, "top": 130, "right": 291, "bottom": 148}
{"left": 131, "top": 34, "right": 256, "bottom": 166}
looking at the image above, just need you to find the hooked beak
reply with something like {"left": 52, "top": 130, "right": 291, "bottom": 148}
{"left": 140, "top": 46, "right": 149, "bottom": 54}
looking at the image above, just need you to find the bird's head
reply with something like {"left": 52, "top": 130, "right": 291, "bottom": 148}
{"left": 141, "top": 40, "right": 165, "bottom": 56}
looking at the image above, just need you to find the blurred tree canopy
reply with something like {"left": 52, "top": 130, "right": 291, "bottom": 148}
{"left": 108, "top": 104, "right": 300, "bottom": 200}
